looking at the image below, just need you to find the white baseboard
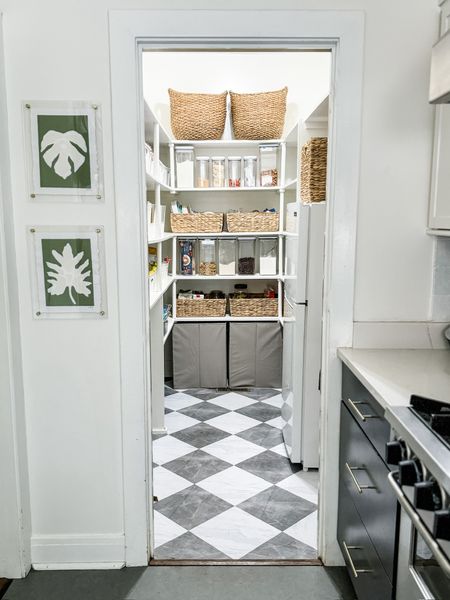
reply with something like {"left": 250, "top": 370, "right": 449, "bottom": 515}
{"left": 353, "top": 321, "right": 449, "bottom": 349}
{"left": 31, "top": 534, "right": 125, "bottom": 569}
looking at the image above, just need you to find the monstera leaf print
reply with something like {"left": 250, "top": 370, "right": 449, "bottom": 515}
{"left": 40, "top": 130, "right": 87, "bottom": 180}
{"left": 46, "top": 243, "right": 92, "bottom": 304}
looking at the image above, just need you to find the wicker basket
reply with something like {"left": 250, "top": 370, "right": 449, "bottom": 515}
{"left": 300, "top": 137, "right": 328, "bottom": 203}
{"left": 229, "top": 295, "right": 278, "bottom": 318}
{"left": 170, "top": 213, "right": 224, "bottom": 233}
{"left": 226, "top": 212, "right": 279, "bottom": 233}
{"left": 168, "top": 89, "right": 227, "bottom": 140}
{"left": 177, "top": 298, "right": 227, "bottom": 318}
{"left": 229, "top": 87, "right": 288, "bottom": 140}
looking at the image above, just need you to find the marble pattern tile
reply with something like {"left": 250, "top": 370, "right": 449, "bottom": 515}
{"left": 270, "top": 442, "right": 288, "bottom": 458}
{"left": 153, "top": 466, "right": 192, "bottom": 500}
{"left": 153, "top": 511, "right": 186, "bottom": 548}
{"left": 261, "top": 393, "right": 284, "bottom": 408}
{"left": 237, "top": 388, "right": 281, "bottom": 401}
{"left": 242, "top": 532, "right": 317, "bottom": 560}
{"left": 172, "top": 423, "right": 230, "bottom": 448}
{"left": 236, "top": 402, "right": 282, "bottom": 422}
{"left": 154, "top": 531, "right": 228, "bottom": 560}
{"left": 277, "top": 471, "right": 319, "bottom": 504}
{"left": 284, "top": 510, "right": 319, "bottom": 550}
{"left": 205, "top": 411, "right": 261, "bottom": 435}
{"left": 197, "top": 466, "right": 272, "bottom": 505}
{"left": 236, "top": 423, "right": 283, "bottom": 449}
{"left": 238, "top": 450, "right": 301, "bottom": 484}
{"left": 165, "top": 392, "right": 202, "bottom": 411}
{"left": 163, "top": 449, "right": 231, "bottom": 483}
{"left": 265, "top": 416, "right": 285, "bottom": 430}
{"left": 207, "top": 392, "right": 257, "bottom": 411}
{"left": 184, "top": 388, "right": 228, "bottom": 401}
{"left": 178, "top": 401, "right": 229, "bottom": 422}
{"left": 164, "top": 411, "right": 200, "bottom": 434}
{"left": 152, "top": 436, "right": 196, "bottom": 465}
{"left": 202, "top": 435, "right": 265, "bottom": 465}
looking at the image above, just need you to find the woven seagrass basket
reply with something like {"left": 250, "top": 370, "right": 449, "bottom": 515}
{"left": 229, "top": 87, "right": 288, "bottom": 140}
{"left": 170, "top": 213, "right": 224, "bottom": 234}
{"left": 168, "top": 89, "right": 227, "bottom": 140}
{"left": 226, "top": 212, "right": 279, "bottom": 233}
{"left": 177, "top": 298, "right": 227, "bottom": 318}
{"left": 229, "top": 295, "right": 278, "bottom": 318}
{"left": 300, "top": 137, "right": 328, "bottom": 203}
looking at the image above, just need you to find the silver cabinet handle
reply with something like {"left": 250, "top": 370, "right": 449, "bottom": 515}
{"left": 345, "top": 462, "right": 377, "bottom": 494}
{"left": 387, "top": 471, "right": 450, "bottom": 578}
{"left": 347, "top": 398, "right": 380, "bottom": 422}
{"left": 342, "top": 541, "right": 373, "bottom": 578}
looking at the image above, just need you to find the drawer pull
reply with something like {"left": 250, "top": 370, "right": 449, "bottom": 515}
{"left": 342, "top": 540, "right": 373, "bottom": 578}
{"left": 345, "top": 462, "right": 377, "bottom": 494}
{"left": 347, "top": 398, "right": 380, "bottom": 422}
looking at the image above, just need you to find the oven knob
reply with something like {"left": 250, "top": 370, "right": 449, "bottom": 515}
{"left": 398, "top": 460, "right": 422, "bottom": 486}
{"left": 414, "top": 481, "right": 442, "bottom": 511}
{"left": 433, "top": 510, "right": 450, "bottom": 541}
{"left": 385, "top": 440, "right": 405, "bottom": 465}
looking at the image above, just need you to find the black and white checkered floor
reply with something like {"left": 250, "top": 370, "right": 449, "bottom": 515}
{"left": 152, "top": 387, "right": 319, "bottom": 560}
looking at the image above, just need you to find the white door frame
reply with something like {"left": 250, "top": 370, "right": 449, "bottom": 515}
{"left": 109, "top": 9, "right": 364, "bottom": 566}
{"left": 0, "top": 15, "right": 32, "bottom": 579}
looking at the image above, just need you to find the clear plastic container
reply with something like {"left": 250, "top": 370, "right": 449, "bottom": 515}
{"left": 199, "top": 238, "right": 217, "bottom": 275}
{"left": 211, "top": 156, "right": 225, "bottom": 188}
{"left": 175, "top": 146, "right": 194, "bottom": 188}
{"left": 218, "top": 238, "right": 236, "bottom": 275}
{"left": 259, "top": 237, "right": 278, "bottom": 275}
{"left": 260, "top": 144, "right": 279, "bottom": 187}
{"left": 179, "top": 239, "right": 195, "bottom": 275}
{"left": 238, "top": 238, "right": 256, "bottom": 275}
{"left": 243, "top": 156, "right": 257, "bottom": 187}
{"left": 228, "top": 157, "right": 241, "bottom": 187}
{"left": 196, "top": 156, "right": 210, "bottom": 188}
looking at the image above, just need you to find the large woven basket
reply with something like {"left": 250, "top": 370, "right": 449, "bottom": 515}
{"left": 300, "top": 137, "right": 328, "bottom": 203}
{"left": 168, "top": 89, "right": 227, "bottom": 140}
{"left": 229, "top": 87, "right": 288, "bottom": 140}
{"left": 229, "top": 295, "right": 278, "bottom": 318}
{"left": 177, "top": 298, "right": 227, "bottom": 318}
{"left": 226, "top": 212, "right": 279, "bottom": 233}
{"left": 170, "top": 213, "right": 224, "bottom": 233}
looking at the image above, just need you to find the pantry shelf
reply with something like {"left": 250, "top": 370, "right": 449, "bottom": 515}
{"left": 168, "top": 183, "right": 296, "bottom": 193}
{"left": 149, "top": 276, "right": 175, "bottom": 310}
{"left": 173, "top": 231, "right": 283, "bottom": 238}
{"left": 174, "top": 274, "right": 281, "bottom": 281}
{"left": 174, "top": 316, "right": 282, "bottom": 323}
{"left": 148, "top": 232, "right": 174, "bottom": 244}
{"left": 146, "top": 173, "right": 173, "bottom": 192}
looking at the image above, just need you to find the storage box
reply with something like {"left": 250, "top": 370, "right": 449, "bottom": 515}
{"left": 300, "top": 137, "right": 327, "bottom": 203}
{"left": 226, "top": 212, "right": 279, "bottom": 233}
{"left": 229, "top": 295, "right": 278, "bottom": 318}
{"left": 170, "top": 213, "right": 223, "bottom": 233}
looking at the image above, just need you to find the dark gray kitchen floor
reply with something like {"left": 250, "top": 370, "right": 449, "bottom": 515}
{"left": 4, "top": 566, "right": 356, "bottom": 600}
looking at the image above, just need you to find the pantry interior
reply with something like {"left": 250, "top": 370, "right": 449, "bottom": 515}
{"left": 142, "top": 50, "right": 331, "bottom": 561}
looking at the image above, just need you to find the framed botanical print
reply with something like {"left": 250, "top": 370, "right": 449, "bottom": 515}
{"left": 28, "top": 226, "right": 107, "bottom": 318}
{"left": 24, "top": 101, "right": 103, "bottom": 200}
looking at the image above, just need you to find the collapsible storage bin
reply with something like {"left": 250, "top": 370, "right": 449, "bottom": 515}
{"left": 226, "top": 212, "right": 279, "bottom": 233}
{"left": 169, "top": 89, "right": 227, "bottom": 140}
{"left": 173, "top": 323, "right": 227, "bottom": 388}
{"left": 229, "top": 322, "right": 282, "bottom": 388}
{"left": 229, "top": 87, "right": 288, "bottom": 140}
{"left": 170, "top": 213, "right": 224, "bottom": 233}
{"left": 300, "top": 137, "right": 328, "bottom": 203}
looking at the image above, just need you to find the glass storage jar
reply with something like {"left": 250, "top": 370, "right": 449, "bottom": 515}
{"left": 228, "top": 157, "right": 241, "bottom": 187}
{"left": 259, "top": 237, "right": 278, "bottom": 275}
{"left": 243, "top": 156, "right": 257, "bottom": 187}
{"left": 196, "top": 156, "right": 210, "bottom": 188}
{"left": 211, "top": 156, "right": 225, "bottom": 188}
{"left": 259, "top": 144, "right": 279, "bottom": 187}
{"left": 218, "top": 238, "right": 236, "bottom": 275}
{"left": 199, "top": 238, "right": 217, "bottom": 275}
{"left": 175, "top": 146, "right": 194, "bottom": 188}
{"left": 238, "top": 238, "right": 256, "bottom": 275}
{"left": 179, "top": 239, "right": 195, "bottom": 275}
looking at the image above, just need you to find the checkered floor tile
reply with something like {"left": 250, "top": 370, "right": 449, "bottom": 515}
{"left": 153, "top": 386, "right": 319, "bottom": 560}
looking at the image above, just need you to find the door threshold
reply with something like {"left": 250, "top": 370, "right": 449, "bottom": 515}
{"left": 149, "top": 559, "right": 322, "bottom": 566}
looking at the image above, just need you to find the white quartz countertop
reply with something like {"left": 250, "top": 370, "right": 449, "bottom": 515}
{"left": 337, "top": 348, "right": 450, "bottom": 409}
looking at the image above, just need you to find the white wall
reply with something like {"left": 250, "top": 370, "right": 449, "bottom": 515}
{"left": 0, "top": 0, "right": 439, "bottom": 568}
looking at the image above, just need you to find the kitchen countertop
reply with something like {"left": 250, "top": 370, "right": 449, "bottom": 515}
{"left": 337, "top": 348, "right": 450, "bottom": 409}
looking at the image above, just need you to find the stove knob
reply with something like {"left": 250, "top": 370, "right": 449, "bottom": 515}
{"left": 385, "top": 441, "right": 405, "bottom": 465}
{"left": 433, "top": 510, "right": 450, "bottom": 541}
{"left": 414, "top": 481, "right": 442, "bottom": 511}
{"left": 398, "top": 460, "right": 422, "bottom": 486}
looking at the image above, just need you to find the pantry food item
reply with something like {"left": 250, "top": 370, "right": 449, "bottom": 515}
{"left": 228, "top": 157, "right": 241, "bottom": 187}
{"left": 229, "top": 87, "right": 287, "bottom": 140}
{"left": 260, "top": 144, "right": 279, "bottom": 187}
{"left": 243, "top": 156, "right": 257, "bottom": 187}
{"left": 259, "top": 238, "right": 278, "bottom": 275}
{"left": 148, "top": 246, "right": 157, "bottom": 276}
{"left": 238, "top": 238, "right": 256, "bottom": 275}
{"left": 196, "top": 156, "right": 210, "bottom": 188}
{"left": 219, "top": 238, "right": 236, "bottom": 275}
{"left": 179, "top": 239, "right": 194, "bottom": 275}
{"left": 199, "top": 239, "right": 217, "bottom": 275}
{"left": 211, "top": 156, "right": 225, "bottom": 187}
{"left": 175, "top": 146, "right": 194, "bottom": 188}
{"left": 168, "top": 89, "right": 227, "bottom": 140}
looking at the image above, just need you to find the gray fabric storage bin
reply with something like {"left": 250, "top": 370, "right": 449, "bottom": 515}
{"left": 229, "top": 322, "right": 282, "bottom": 388}
{"left": 173, "top": 323, "right": 227, "bottom": 389}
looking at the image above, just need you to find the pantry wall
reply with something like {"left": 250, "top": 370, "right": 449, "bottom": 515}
{"left": 142, "top": 50, "right": 331, "bottom": 560}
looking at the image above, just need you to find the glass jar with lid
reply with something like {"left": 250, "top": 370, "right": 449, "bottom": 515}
{"left": 175, "top": 146, "right": 194, "bottom": 188}
{"left": 211, "top": 156, "right": 225, "bottom": 188}
{"left": 228, "top": 157, "right": 241, "bottom": 187}
{"left": 243, "top": 156, "right": 257, "bottom": 187}
{"left": 196, "top": 156, "right": 210, "bottom": 188}
{"left": 259, "top": 237, "right": 278, "bottom": 275}
{"left": 218, "top": 238, "right": 236, "bottom": 275}
{"left": 199, "top": 238, "right": 217, "bottom": 275}
{"left": 259, "top": 144, "right": 279, "bottom": 187}
{"left": 238, "top": 238, "right": 256, "bottom": 275}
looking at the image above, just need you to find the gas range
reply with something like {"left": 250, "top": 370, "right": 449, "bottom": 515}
{"left": 409, "top": 395, "right": 450, "bottom": 450}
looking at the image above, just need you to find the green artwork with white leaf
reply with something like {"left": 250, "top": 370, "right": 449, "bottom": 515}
{"left": 42, "top": 239, "right": 94, "bottom": 307}
{"left": 38, "top": 114, "right": 91, "bottom": 188}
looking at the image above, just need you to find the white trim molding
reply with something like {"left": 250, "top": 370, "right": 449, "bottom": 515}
{"left": 109, "top": 9, "right": 364, "bottom": 566}
{"left": 31, "top": 534, "right": 125, "bottom": 570}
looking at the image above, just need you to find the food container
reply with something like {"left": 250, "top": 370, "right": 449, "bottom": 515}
{"left": 238, "top": 238, "right": 256, "bottom": 275}
{"left": 196, "top": 156, "right": 210, "bottom": 188}
{"left": 260, "top": 144, "right": 278, "bottom": 187}
{"left": 228, "top": 157, "right": 241, "bottom": 187}
{"left": 218, "top": 238, "right": 236, "bottom": 275}
{"left": 179, "top": 239, "right": 194, "bottom": 275}
{"left": 243, "top": 156, "right": 257, "bottom": 187}
{"left": 259, "top": 237, "right": 278, "bottom": 275}
{"left": 175, "top": 146, "right": 194, "bottom": 188}
{"left": 199, "top": 238, "right": 217, "bottom": 275}
{"left": 211, "top": 156, "right": 225, "bottom": 187}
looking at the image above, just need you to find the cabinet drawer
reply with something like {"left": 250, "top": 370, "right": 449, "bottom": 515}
{"left": 342, "top": 366, "right": 390, "bottom": 459}
{"left": 340, "top": 403, "right": 397, "bottom": 581}
{"left": 338, "top": 483, "right": 393, "bottom": 600}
